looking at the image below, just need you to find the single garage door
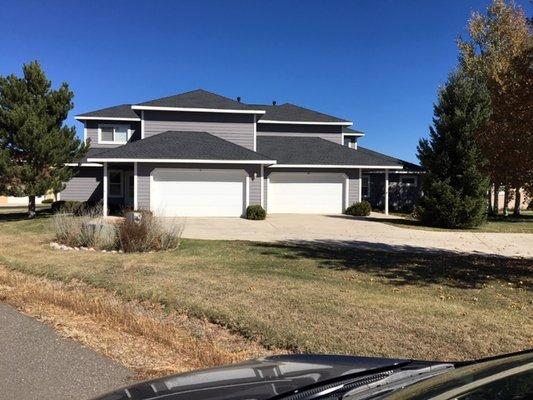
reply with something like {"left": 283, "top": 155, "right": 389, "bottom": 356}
{"left": 151, "top": 168, "right": 246, "bottom": 217}
{"left": 268, "top": 172, "right": 346, "bottom": 214}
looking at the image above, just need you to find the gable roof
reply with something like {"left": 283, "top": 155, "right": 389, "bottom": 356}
{"left": 251, "top": 103, "right": 351, "bottom": 124}
{"left": 133, "top": 89, "right": 261, "bottom": 112}
{"left": 87, "top": 131, "right": 274, "bottom": 163}
{"left": 343, "top": 127, "right": 364, "bottom": 135}
{"left": 75, "top": 104, "right": 140, "bottom": 120}
{"left": 257, "top": 136, "right": 403, "bottom": 168}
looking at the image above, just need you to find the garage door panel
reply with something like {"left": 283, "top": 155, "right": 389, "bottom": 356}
{"left": 268, "top": 172, "right": 345, "bottom": 214}
{"left": 152, "top": 169, "right": 246, "bottom": 217}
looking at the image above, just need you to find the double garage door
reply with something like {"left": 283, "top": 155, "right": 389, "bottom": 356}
{"left": 151, "top": 169, "right": 347, "bottom": 217}
{"left": 151, "top": 168, "right": 246, "bottom": 217}
{"left": 268, "top": 172, "right": 347, "bottom": 214}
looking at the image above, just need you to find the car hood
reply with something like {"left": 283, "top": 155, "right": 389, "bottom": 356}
{"left": 93, "top": 354, "right": 410, "bottom": 400}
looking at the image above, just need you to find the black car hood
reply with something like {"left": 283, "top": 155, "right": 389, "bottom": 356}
{"left": 94, "top": 354, "right": 410, "bottom": 400}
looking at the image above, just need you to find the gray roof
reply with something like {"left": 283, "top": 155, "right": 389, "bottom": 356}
{"left": 76, "top": 104, "right": 140, "bottom": 119}
{"left": 136, "top": 89, "right": 252, "bottom": 110}
{"left": 72, "top": 148, "right": 107, "bottom": 163}
{"left": 257, "top": 136, "right": 405, "bottom": 167}
{"left": 343, "top": 127, "right": 364, "bottom": 134}
{"left": 357, "top": 146, "right": 424, "bottom": 171}
{"left": 251, "top": 103, "right": 350, "bottom": 123}
{"left": 87, "top": 131, "right": 273, "bottom": 161}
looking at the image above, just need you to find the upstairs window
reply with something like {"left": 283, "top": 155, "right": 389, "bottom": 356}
{"left": 99, "top": 124, "right": 131, "bottom": 144}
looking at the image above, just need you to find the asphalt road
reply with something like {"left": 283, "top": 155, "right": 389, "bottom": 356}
{"left": 0, "top": 302, "right": 133, "bottom": 400}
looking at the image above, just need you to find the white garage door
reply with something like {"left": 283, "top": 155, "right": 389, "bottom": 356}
{"left": 151, "top": 168, "right": 246, "bottom": 217}
{"left": 268, "top": 172, "right": 346, "bottom": 214}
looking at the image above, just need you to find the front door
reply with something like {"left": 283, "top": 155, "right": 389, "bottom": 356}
{"left": 124, "top": 171, "right": 134, "bottom": 208}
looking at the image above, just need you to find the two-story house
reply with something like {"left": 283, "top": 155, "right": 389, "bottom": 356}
{"left": 63, "top": 89, "right": 422, "bottom": 217}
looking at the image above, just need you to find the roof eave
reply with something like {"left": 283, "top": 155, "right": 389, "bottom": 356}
{"left": 258, "top": 120, "right": 353, "bottom": 126}
{"left": 131, "top": 105, "right": 266, "bottom": 114}
{"left": 87, "top": 158, "right": 277, "bottom": 165}
{"left": 75, "top": 116, "right": 141, "bottom": 121}
{"left": 269, "top": 164, "right": 403, "bottom": 169}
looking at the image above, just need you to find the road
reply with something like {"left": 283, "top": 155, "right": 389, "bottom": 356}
{"left": 0, "top": 302, "right": 133, "bottom": 400}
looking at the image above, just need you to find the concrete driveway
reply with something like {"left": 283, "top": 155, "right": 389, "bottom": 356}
{"left": 170, "top": 213, "right": 532, "bottom": 258}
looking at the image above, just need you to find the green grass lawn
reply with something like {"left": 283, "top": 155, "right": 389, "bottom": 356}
{"left": 0, "top": 209, "right": 531, "bottom": 361}
{"left": 368, "top": 211, "right": 533, "bottom": 233}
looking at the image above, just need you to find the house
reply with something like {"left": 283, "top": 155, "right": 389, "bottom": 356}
{"left": 62, "top": 89, "right": 422, "bottom": 217}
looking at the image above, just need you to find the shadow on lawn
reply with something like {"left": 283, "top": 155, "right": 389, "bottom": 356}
{"left": 255, "top": 239, "right": 533, "bottom": 290}
{"left": 0, "top": 208, "right": 51, "bottom": 222}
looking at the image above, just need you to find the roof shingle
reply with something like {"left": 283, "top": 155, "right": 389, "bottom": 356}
{"left": 76, "top": 104, "right": 140, "bottom": 120}
{"left": 135, "top": 89, "right": 252, "bottom": 110}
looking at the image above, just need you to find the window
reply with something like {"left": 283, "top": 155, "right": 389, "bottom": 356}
{"left": 99, "top": 125, "right": 131, "bottom": 144}
{"left": 400, "top": 175, "right": 417, "bottom": 186}
{"left": 108, "top": 170, "right": 123, "bottom": 198}
{"left": 362, "top": 175, "right": 370, "bottom": 198}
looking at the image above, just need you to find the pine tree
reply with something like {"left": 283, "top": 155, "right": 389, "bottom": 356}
{"left": 416, "top": 70, "right": 491, "bottom": 228}
{"left": 0, "top": 61, "right": 88, "bottom": 218}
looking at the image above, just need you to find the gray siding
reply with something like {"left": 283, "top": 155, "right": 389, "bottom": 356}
{"left": 257, "top": 123, "right": 343, "bottom": 144}
{"left": 61, "top": 167, "right": 102, "bottom": 202}
{"left": 136, "top": 163, "right": 261, "bottom": 211}
{"left": 85, "top": 120, "right": 141, "bottom": 148}
{"left": 144, "top": 111, "right": 255, "bottom": 151}
{"left": 263, "top": 168, "right": 360, "bottom": 212}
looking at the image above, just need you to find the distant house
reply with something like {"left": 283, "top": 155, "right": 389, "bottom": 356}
{"left": 63, "top": 89, "right": 422, "bottom": 216}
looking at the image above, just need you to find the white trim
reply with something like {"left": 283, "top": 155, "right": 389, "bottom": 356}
{"left": 131, "top": 105, "right": 266, "bottom": 114}
{"left": 108, "top": 169, "right": 124, "bottom": 198}
{"left": 83, "top": 125, "right": 87, "bottom": 142}
{"left": 245, "top": 175, "right": 250, "bottom": 209}
{"left": 260, "top": 164, "right": 264, "bottom": 208}
{"left": 133, "top": 162, "right": 138, "bottom": 210}
{"left": 266, "top": 176, "right": 270, "bottom": 212}
{"left": 253, "top": 115, "right": 257, "bottom": 151}
{"left": 140, "top": 110, "right": 145, "bottom": 140}
{"left": 103, "top": 163, "right": 108, "bottom": 217}
{"left": 88, "top": 158, "right": 277, "bottom": 164}
{"left": 269, "top": 164, "right": 403, "bottom": 169}
{"left": 344, "top": 176, "right": 349, "bottom": 211}
{"left": 65, "top": 163, "right": 102, "bottom": 167}
{"left": 98, "top": 123, "right": 133, "bottom": 145}
{"left": 75, "top": 116, "right": 140, "bottom": 121}
{"left": 258, "top": 120, "right": 352, "bottom": 126}
{"left": 342, "top": 132, "right": 365, "bottom": 137}
{"left": 358, "top": 169, "right": 362, "bottom": 202}
{"left": 384, "top": 169, "right": 389, "bottom": 215}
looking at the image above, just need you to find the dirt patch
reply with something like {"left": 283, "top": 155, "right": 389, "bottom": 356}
{"left": 0, "top": 266, "right": 274, "bottom": 380}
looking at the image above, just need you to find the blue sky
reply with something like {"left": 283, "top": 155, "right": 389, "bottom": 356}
{"left": 1, "top": 0, "right": 530, "bottom": 163}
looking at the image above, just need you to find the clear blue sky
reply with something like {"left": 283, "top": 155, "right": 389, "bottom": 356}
{"left": 1, "top": 0, "right": 530, "bottom": 163}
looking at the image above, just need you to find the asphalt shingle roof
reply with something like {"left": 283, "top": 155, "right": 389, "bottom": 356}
{"left": 87, "top": 131, "right": 273, "bottom": 161}
{"left": 136, "top": 89, "right": 252, "bottom": 110}
{"left": 72, "top": 148, "right": 107, "bottom": 163}
{"left": 251, "top": 103, "right": 350, "bottom": 123}
{"left": 76, "top": 104, "right": 140, "bottom": 119}
{"left": 343, "top": 127, "right": 364, "bottom": 134}
{"left": 257, "top": 136, "right": 405, "bottom": 167}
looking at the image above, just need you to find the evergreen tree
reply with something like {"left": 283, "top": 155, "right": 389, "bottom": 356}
{"left": 0, "top": 61, "right": 88, "bottom": 218}
{"left": 416, "top": 70, "right": 491, "bottom": 228}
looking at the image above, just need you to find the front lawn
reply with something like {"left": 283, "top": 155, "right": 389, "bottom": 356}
{"left": 369, "top": 211, "right": 533, "bottom": 233}
{"left": 0, "top": 209, "right": 531, "bottom": 361}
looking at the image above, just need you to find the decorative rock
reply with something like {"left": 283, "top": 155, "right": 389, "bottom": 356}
{"left": 49, "top": 242, "right": 61, "bottom": 250}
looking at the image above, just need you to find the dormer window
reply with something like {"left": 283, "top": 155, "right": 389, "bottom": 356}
{"left": 98, "top": 124, "right": 131, "bottom": 144}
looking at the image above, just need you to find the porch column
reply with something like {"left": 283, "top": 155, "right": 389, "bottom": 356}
{"left": 103, "top": 162, "right": 108, "bottom": 217}
{"left": 384, "top": 169, "right": 389, "bottom": 215}
{"left": 133, "top": 162, "right": 138, "bottom": 210}
{"left": 358, "top": 168, "right": 362, "bottom": 202}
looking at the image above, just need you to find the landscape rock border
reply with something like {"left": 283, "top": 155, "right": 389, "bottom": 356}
{"left": 49, "top": 242, "right": 122, "bottom": 253}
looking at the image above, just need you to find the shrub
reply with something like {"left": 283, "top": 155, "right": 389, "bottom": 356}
{"left": 118, "top": 211, "right": 182, "bottom": 253}
{"left": 41, "top": 198, "right": 54, "bottom": 204}
{"left": 51, "top": 200, "right": 85, "bottom": 214}
{"left": 246, "top": 205, "right": 266, "bottom": 220}
{"left": 52, "top": 204, "right": 118, "bottom": 250}
{"left": 345, "top": 201, "right": 372, "bottom": 216}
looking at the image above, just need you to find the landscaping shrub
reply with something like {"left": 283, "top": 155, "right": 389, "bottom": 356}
{"left": 345, "top": 201, "right": 372, "bottom": 216}
{"left": 118, "top": 211, "right": 182, "bottom": 253}
{"left": 246, "top": 205, "right": 266, "bottom": 220}
{"left": 41, "top": 198, "right": 54, "bottom": 204}
{"left": 51, "top": 200, "right": 85, "bottom": 214}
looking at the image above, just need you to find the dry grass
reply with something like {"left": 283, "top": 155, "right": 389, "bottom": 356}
{"left": 0, "top": 265, "right": 271, "bottom": 379}
{"left": 0, "top": 209, "right": 532, "bottom": 363}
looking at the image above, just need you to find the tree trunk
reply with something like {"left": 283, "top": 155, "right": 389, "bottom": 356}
{"left": 487, "top": 186, "right": 493, "bottom": 215}
{"left": 503, "top": 186, "right": 509, "bottom": 216}
{"left": 493, "top": 185, "right": 499, "bottom": 216}
{"left": 28, "top": 195, "right": 36, "bottom": 219}
{"left": 514, "top": 187, "right": 522, "bottom": 216}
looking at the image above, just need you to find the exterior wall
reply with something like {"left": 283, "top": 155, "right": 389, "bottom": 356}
{"left": 85, "top": 120, "right": 141, "bottom": 149}
{"left": 136, "top": 163, "right": 261, "bottom": 211}
{"left": 263, "top": 167, "right": 360, "bottom": 211}
{"left": 364, "top": 172, "right": 422, "bottom": 212}
{"left": 257, "top": 123, "right": 343, "bottom": 144}
{"left": 143, "top": 111, "right": 256, "bottom": 150}
{"left": 61, "top": 167, "right": 103, "bottom": 203}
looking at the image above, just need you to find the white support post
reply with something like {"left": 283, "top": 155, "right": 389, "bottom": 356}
{"left": 133, "top": 162, "right": 138, "bottom": 211}
{"left": 384, "top": 169, "right": 389, "bottom": 215}
{"left": 260, "top": 164, "right": 264, "bottom": 208}
{"left": 103, "top": 162, "right": 108, "bottom": 217}
{"left": 358, "top": 168, "right": 362, "bottom": 202}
